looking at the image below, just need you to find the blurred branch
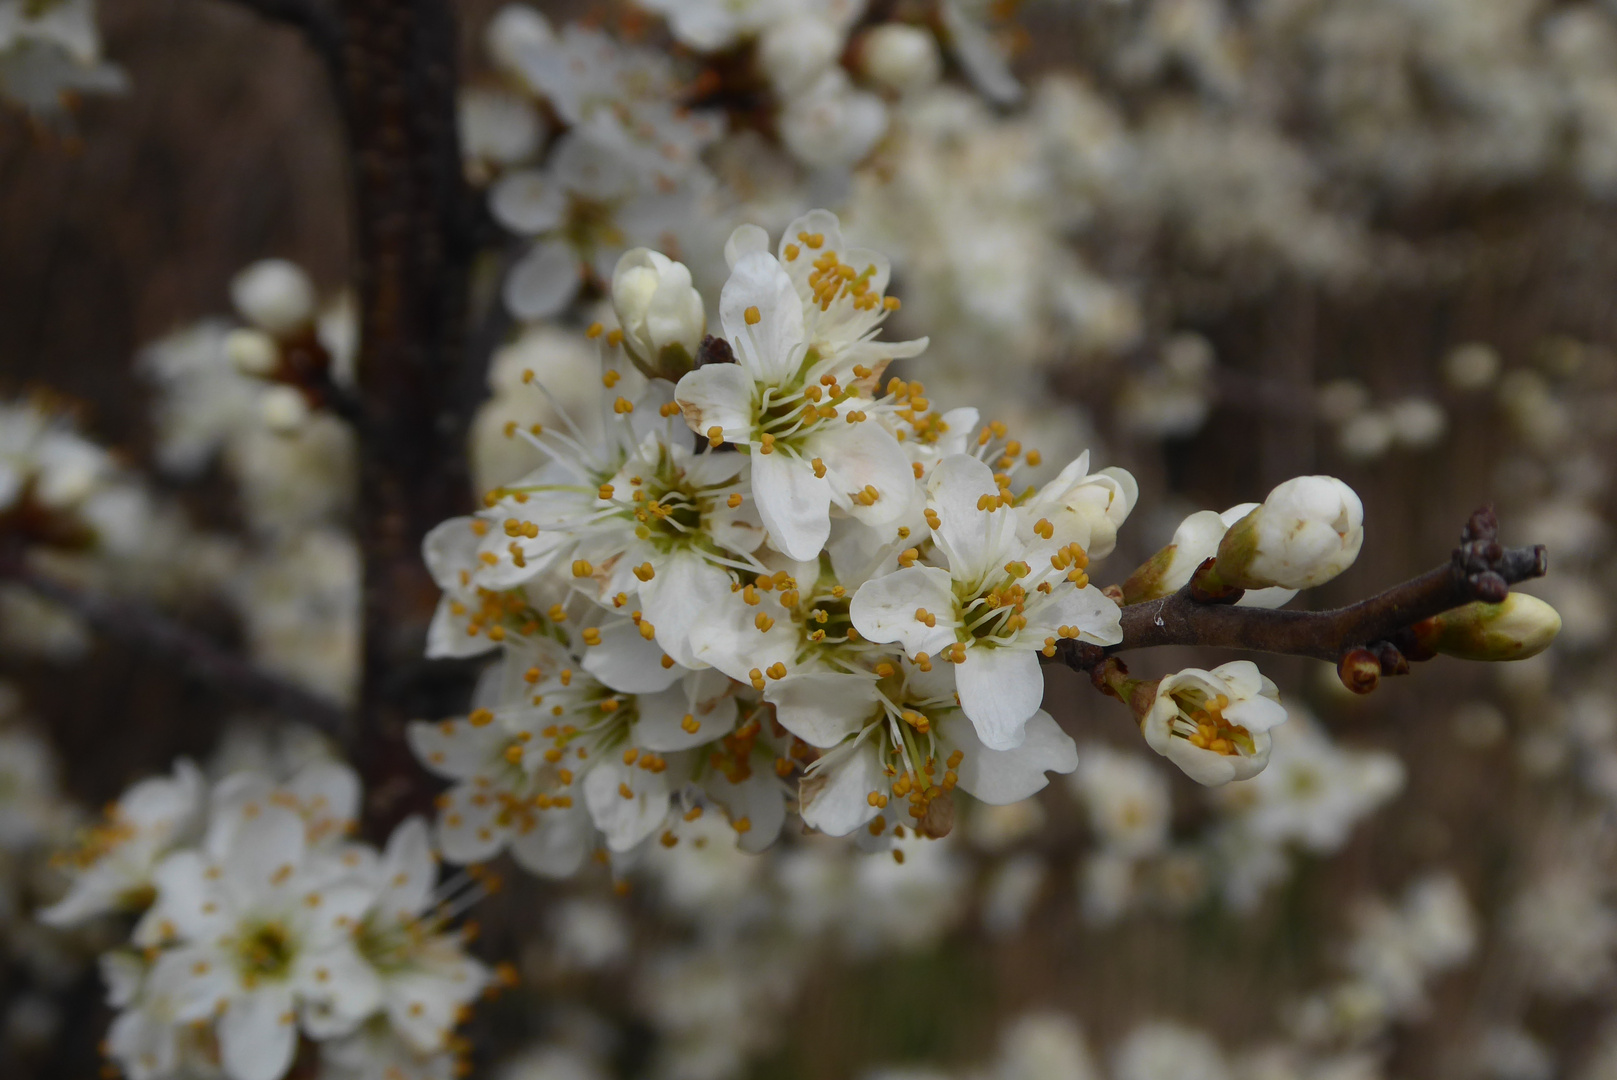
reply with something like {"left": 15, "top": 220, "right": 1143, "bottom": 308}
{"left": 0, "top": 552, "right": 349, "bottom": 736}
{"left": 218, "top": 0, "right": 343, "bottom": 71}
{"left": 335, "top": 0, "right": 480, "bottom": 832}
{"left": 1051, "top": 507, "right": 1548, "bottom": 674}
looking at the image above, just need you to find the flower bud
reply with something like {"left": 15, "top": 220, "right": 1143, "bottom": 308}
{"left": 259, "top": 385, "right": 310, "bottom": 432}
{"left": 611, "top": 249, "right": 706, "bottom": 381}
{"left": 225, "top": 328, "right": 280, "bottom": 377}
{"left": 1215, "top": 476, "right": 1364, "bottom": 591}
{"left": 1121, "top": 505, "right": 1296, "bottom": 609}
{"left": 1415, "top": 594, "right": 1562, "bottom": 662}
{"left": 859, "top": 25, "right": 942, "bottom": 94}
{"left": 230, "top": 259, "right": 316, "bottom": 337}
{"left": 1141, "top": 661, "right": 1287, "bottom": 785}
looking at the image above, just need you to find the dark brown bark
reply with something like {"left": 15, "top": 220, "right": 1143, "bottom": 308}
{"left": 335, "top": 0, "right": 480, "bottom": 832}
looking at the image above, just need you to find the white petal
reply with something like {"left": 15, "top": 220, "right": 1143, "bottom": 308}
{"left": 508, "top": 803, "right": 591, "bottom": 878}
{"left": 705, "top": 767, "right": 788, "bottom": 853}
{"left": 719, "top": 251, "right": 804, "bottom": 384}
{"left": 489, "top": 169, "right": 566, "bottom": 234}
{"left": 1029, "top": 583, "right": 1123, "bottom": 646}
{"left": 583, "top": 762, "right": 670, "bottom": 852}
{"left": 581, "top": 618, "right": 683, "bottom": 694}
{"left": 799, "top": 742, "right": 885, "bottom": 837}
{"left": 406, "top": 718, "right": 501, "bottom": 781}
{"left": 955, "top": 645, "right": 1043, "bottom": 751}
{"left": 848, "top": 565, "right": 958, "bottom": 657}
{"left": 725, "top": 222, "right": 771, "bottom": 268}
{"left": 939, "top": 709, "right": 1077, "bottom": 803}
{"left": 674, "top": 364, "right": 755, "bottom": 442}
{"left": 764, "top": 670, "right": 881, "bottom": 748}
{"left": 805, "top": 420, "right": 916, "bottom": 528}
{"left": 636, "top": 671, "right": 737, "bottom": 752}
{"left": 504, "top": 240, "right": 582, "bottom": 320}
{"left": 433, "top": 783, "right": 508, "bottom": 865}
{"left": 218, "top": 985, "right": 297, "bottom": 1080}
{"left": 638, "top": 551, "right": 730, "bottom": 669}
{"left": 927, "top": 454, "right": 1015, "bottom": 583}
{"left": 752, "top": 449, "right": 834, "bottom": 561}
{"left": 376, "top": 817, "right": 436, "bottom": 921}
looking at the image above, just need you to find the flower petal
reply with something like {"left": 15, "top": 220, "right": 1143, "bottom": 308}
{"left": 940, "top": 708, "right": 1077, "bottom": 803}
{"left": 719, "top": 251, "right": 804, "bottom": 384}
{"left": 752, "top": 449, "right": 834, "bottom": 561}
{"left": 674, "top": 363, "right": 755, "bottom": 442}
{"left": 955, "top": 645, "right": 1044, "bottom": 751}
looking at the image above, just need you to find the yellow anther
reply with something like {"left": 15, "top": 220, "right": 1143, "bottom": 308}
{"left": 744, "top": 305, "right": 761, "bottom": 325}
{"left": 469, "top": 708, "right": 494, "bottom": 727}
{"left": 639, "top": 621, "right": 656, "bottom": 640}
{"left": 582, "top": 628, "right": 602, "bottom": 646}
{"left": 586, "top": 322, "right": 604, "bottom": 338}
{"left": 634, "top": 562, "right": 655, "bottom": 582}
{"left": 572, "top": 560, "right": 593, "bottom": 578}
{"left": 727, "top": 492, "right": 743, "bottom": 508}
{"left": 707, "top": 425, "right": 724, "bottom": 448}
{"left": 603, "top": 370, "right": 621, "bottom": 388}
{"left": 754, "top": 613, "right": 775, "bottom": 632}
{"left": 613, "top": 396, "right": 634, "bottom": 414}
{"left": 758, "top": 433, "right": 775, "bottom": 454}
{"left": 811, "top": 457, "right": 826, "bottom": 478}
{"left": 681, "top": 715, "right": 700, "bottom": 734}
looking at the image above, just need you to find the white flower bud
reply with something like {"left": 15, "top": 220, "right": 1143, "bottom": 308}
{"left": 1141, "top": 661, "right": 1288, "bottom": 785}
{"left": 486, "top": 3, "right": 553, "bottom": 78}
{"left": 859, "top": 25, "right": 942, "bottom": 94}
{"left": 1121, "top": 504, "right": 1295, "bottom": 608}
{"left": 259, "top": 385, "right": 310, "bottom": 432}
{"left": 611, "top": 249, "right": 706, "bottom": 380}
{"left": 230, "top": 259, "right": 316, "bottom": 337}
{"left": 1419, "top": 594, "right": 1562, "bottom": 662}
{"left": 1216, "top": 476, "right": 1364, "bottom": 590}
{"left": 225, "top": 328, "right": 279, "bottom": 377}
{"left": 759, "top": 17, "right": 843, "bottom": 97}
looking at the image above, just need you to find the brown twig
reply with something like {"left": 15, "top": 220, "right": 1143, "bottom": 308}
{"left": 1050, "top": 507, "right": 1548, "bottom": 672}
{"left": 0, "top": 553, "right": 349, "bottom": 736}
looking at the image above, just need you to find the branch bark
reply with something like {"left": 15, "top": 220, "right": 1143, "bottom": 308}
{"left": 0, "top": 554, "right": 348, "bottom": 735}
{"left": 335, "top": 0, "right": 480, "bottom": 832}
{"left": 1051, "top": 507, "right": 1549, "bottom": 671}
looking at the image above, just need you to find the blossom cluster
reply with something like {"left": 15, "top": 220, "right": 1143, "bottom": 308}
{"left": 410, "top": 209, "right": 1392, "bottom": 879}
{"left": 0, "top": 0, "right": 124, "bottom": 121}
{"left": 40, "top": 755, "right": 488, "bottom": 1080}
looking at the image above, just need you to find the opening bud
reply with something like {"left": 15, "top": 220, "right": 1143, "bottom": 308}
{"left": 611, "top": 248, "right": 706, "bottom": 382}
{"left": 230, "top": 259, "right": 316, "bottom": 337}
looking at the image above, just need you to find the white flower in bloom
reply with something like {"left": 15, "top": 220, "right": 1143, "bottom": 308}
{"left": 142, "top": 806, "right": 380, "bottom": 1080}
{"left": 779, "top": 68, "right": 889, "bottom": 169}
{"left": 347, "top": 818, "right": 490, "bottom": 1054}
{"left": 459, "top": 87, "right": 544, "bottom": 182}
{"left": 990, "top": 1012, "right": 1101, "bottom": 1080}
{"left": 492, "top": 133, "right": 700, "bottom": 320}
{"left": 1218, "top": 476, "right": 1364, "bottom": 591}
{"left": 0, "top": 397, "right": 113, "bottom": 514}
{"left": 675, "top": 211, "right": 926, "bottom": 560}
{"left": 0, "top": 0, "right": 126, "bottom": 118}
{"left": 467, "top": 421, "right": 765, "bottom": 669}
{"left": 851, "top": 454, "right": 1121, "bottom": 749}
{"left": 40, "top": 760, "right": 204, "bottom": 927}
{"left": 612, "top": 248, "right": 707, "bottom": 378}
{"left": 1141, "top": 661, "right": 1287, "bottom": 785}
{"left": 1215, "top": 710, "right": 1403, "bottom": 853}
{"left": 498, "top": 19, "right": 721, "bottom": 179}
{"left": 207, "top": 758, "right": 361, "bottom": 855}
{"left": 1070, "top": 745, "right": 1170, "bottom": 858}
{"left": 1112, "top": 1021, "right": 1229, "bottom": 1080}
{"left": 1016, "top": 450, "right": 1137, "bottom": 561}
{"left": 320, "top": 1021, "right": 459, "bottom": 1080}
{"left": 778, "top": 659, "right": 1078, "bottom": 840}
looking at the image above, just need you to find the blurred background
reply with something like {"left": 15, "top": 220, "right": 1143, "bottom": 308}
{"left": 4, "top": 1, "right": 1617, "bottom": 1079}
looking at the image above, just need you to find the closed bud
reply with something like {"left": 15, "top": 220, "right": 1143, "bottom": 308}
{"left": 859, "top": 25, "right": 942, "bottom": 95}
{"left": 259, "top": 384, "right": 310, "bottom": 432}
{"left": 225, "top": 328, "right": 279, "bottom": 377}
{"left": 1416, "top": 594, "right": 1561, "bottom": 662}
{"left": 611, "top": 248, "right": 706, "bottom": 382}
{"left": 1122, "top": 505, "right": 1296, "bottom": 608}
{"left": 1215, "top": 476, "right": 1364, "bottom": 591}
{"left": 230, "top": 259, "right": 316, "bottom": 337}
